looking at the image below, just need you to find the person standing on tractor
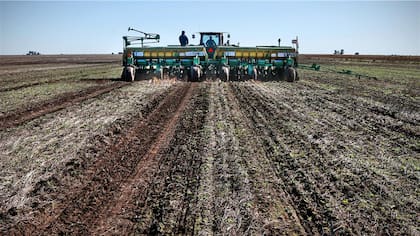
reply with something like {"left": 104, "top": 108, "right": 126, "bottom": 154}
{"left": 179, "top": 30, "right": 189, "bottom": 46}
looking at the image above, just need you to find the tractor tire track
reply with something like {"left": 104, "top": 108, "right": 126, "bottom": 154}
{"left": 0, "top": 82, "right": 127, "bottom": 130}
{"left": 132, "top": 83, "right": 209, "bottom": 234}
{"left": 38, "top": 83, "right": 193, "bottom": 235}
{"left": 3, "top": 82, "right": 190, "bottom": 235}
{"left": 92, "top": 82, "right": 197, "bottom": 235}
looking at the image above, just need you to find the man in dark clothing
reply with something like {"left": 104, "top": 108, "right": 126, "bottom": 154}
{"left": 179, "top": 30, "right": 188, "bottom": 46}
{"left": 206, "top": 36, "right": 216, "bottom": 47}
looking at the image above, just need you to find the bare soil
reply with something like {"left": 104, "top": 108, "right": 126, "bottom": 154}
{"left": 0, "top": 54, "right": 120, "bottom": 67}
{"left": 0, "top": 82, "right": 127, "bottom": 130}
{"left": 0, "top": 55, "right": 418, "bottom": 235}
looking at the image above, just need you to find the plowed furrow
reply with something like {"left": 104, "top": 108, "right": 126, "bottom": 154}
{"left": 92, "top": 83, "right": 198, "bottom": 234}
{"left": 230, "top": 82, "right": 343, "bottom": 235}
{"left": 220, "top": 83, "right": 306, "bottom": 235}
{"left": 132, "top": 83, "right": 209, "bottom": 234}
{"left": 303, "top": 72, "right": 420, "bottom": 117}
{"left": 4, "top": 83, "right": 192, "bottom": 235}
{"left": 254, "top": 82, "right": 418, "bottom": 197}
{"left": 295, "top": 80, "right": 419, "bottom": 135}
{"left": 231, "top": 82, "right": 416, "bottom": 234}
{"left": 40, "top": 83, "right": 192, "bottom": 235}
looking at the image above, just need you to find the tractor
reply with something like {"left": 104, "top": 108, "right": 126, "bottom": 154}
{"left": 121, "top": 28, "right": 299, "bottom": 82}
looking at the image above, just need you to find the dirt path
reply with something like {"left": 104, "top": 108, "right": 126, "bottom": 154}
{"left": 0, "top": 82, "right": 127, "bottom": 130}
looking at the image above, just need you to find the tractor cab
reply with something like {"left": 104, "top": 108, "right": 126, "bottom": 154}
{"left": 199, "top": 32, "right": 224, "bottom": 46}
{"left": 196, "top": 32, "right": 226, "bottom": 58}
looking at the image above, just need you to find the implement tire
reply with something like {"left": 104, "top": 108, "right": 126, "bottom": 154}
{"left": 221, "top": 66, "right": 230, "bottom": 82}
{"left": 189, "top": 66, "right": 201, "bottom": 82}
{"left": 286, "top": 67, "right": 297, "bottom": 82}
{"left": 121, "top": 66, "right": 135, "bottom": 82}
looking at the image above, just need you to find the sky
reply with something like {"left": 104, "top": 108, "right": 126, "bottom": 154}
{"left": 0, "top": 1, "right": 419, "bottom": 55}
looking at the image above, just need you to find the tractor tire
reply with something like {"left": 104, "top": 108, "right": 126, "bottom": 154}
{"left": 221, "top": 66, "right": 230, "bottom": 82}
{"left": 121, "top": 66, "right": 135, "bottom": 82}
{"left": 286, "top": 67, "right": 297, "bottom": 82}
{"left": 178, "top": 69, "right": 187, "bottom": 81}
{"left": 189, "top": 66, "right": 201, "bottom": 82}
{"left": 253, "top": 67, "right": 258, "bottom": 80}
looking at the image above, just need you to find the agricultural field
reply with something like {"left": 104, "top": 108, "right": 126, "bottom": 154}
{"left": 0, "top": 54, "right": 419, "bottom": 235}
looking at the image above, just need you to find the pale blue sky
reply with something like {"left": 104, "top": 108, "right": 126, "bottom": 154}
{"left": 1, "top": 1, "right": 419, "bottom": 55}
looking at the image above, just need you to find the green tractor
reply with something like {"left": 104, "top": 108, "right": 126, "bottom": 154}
{"left": 121, "top": 28, "right": 299, "bottom": 82}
